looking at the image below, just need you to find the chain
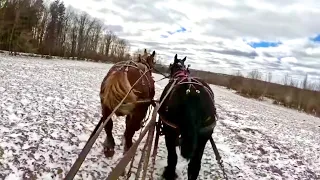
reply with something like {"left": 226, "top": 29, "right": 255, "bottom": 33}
{"left": 209, "top": 137, "right": 228, "bottom": 180}
{"left": 217, "top": 158, "right": 228, "bottom": 180}
{"left": 125, "top": 151, "right": 136, "bottom": 179}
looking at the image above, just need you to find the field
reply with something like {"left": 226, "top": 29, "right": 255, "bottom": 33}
{"left": 0, "top": 54, "right": 319, "bottom": 180}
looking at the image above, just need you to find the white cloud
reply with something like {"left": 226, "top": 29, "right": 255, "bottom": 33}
{"left": 60, "top": 0, "right": 320, "bottom": 83}
{"left": 281, "top": 57, "right": 298, "bottom": 64}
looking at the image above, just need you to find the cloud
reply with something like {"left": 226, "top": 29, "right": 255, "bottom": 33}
{"left": 60, "top": 0, "right": 320, "bottom": 83}
{"left": 105, "top": 25, "right": 123, "bottom": 33}
{"left": 202, "top": 48, "right": 258, "bottom": 59}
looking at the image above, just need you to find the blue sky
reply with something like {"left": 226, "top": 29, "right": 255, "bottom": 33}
{"left": 161, "top": 27, "right": 187, "bottom": 38}
{"left": 60, "top": 0, "right": 320, "bottom": 85}
{"left": 311, "top": 34, "right": 320, "bottom": 42}
{"left": 248, "top": 41, "right": 282, "bottom": 48}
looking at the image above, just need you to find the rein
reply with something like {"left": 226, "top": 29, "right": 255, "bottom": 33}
{"left": 153, "top": 66, "right": 168, "bottom": 77}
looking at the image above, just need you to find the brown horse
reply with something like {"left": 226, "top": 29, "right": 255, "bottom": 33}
{"left": 99, "top": 49, "right": 156, "bottom": 157}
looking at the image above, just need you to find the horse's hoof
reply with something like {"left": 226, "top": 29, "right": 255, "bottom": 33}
{"left": 162, "top": 167, "right": 178, "bottom": 180}
{"left": 120, "top": 170, "right": 126, "bottom": 177}
{"left": 104, "top": 147, "right": 115, "bottom": 158}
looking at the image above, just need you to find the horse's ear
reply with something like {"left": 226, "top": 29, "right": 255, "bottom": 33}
{"left": 182, "top": 56, "right": 187, "bottom": 62}
{"left": 151, "top": 50, "right": 155, "bottom": 57}
{"left": 138, "top": 54, "right": 141, "bottom": 62}
{"left": 174, "top": 54, "right": 178, "bottom": 62}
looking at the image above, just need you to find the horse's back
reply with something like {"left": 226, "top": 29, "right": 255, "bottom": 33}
{"left": 160, "top": 76, "right": 216, "bottom": 122}
{"left": 193, "top": 77, "right": 214, "bottom": 95}
{"left": 128, "top": 64, "right": 155, "bottom": 99}
{"left": 103, "top": 60, "right": 155, "bottom": 100}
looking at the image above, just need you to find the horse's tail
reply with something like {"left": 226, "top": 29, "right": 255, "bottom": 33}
{"left": 100, "top": 71, "right": 138, "bottom": 116}
{"left": 179, "top": 89, "right": 201, "bottom": 160}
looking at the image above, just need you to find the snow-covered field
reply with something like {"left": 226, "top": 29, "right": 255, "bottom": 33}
{"left": 0, "top": 54, "right": 319, "bottom": 180}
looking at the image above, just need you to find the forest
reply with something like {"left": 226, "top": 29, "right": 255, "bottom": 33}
{"left": 0, "top": 0, "right": 130, "bottom": 61}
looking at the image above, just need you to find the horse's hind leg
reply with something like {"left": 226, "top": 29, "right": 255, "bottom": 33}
{"left": 187, "top": 130, "right": 213, "bottom": 180}
{"left": 123, "top": 105, "right": 148, "bottom": 154}
{"left": 162, "top": 127, "right": 179, "bottom": 180}
{"left": 102, "top": 106, "right": 116, "bottom": 158}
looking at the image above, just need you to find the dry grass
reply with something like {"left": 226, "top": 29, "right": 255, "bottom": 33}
{"left": 155, "top": 64, "right": 320, "bottom": 118}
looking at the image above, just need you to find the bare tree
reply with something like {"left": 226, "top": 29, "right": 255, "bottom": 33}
{"left": 289, "top": 78, "right": 298, "bottom": 87}
{"left": 76, "top": 12, "right": 88, "bottom": 59}
{"left": 247, "top": 69, "right": 262, "bottom": 80}
{"left": 302, "top": 74, "right": 308, "bottom": 89}
{"left": 115, "top": 38, "right": 128, "bottom": 59}
{"left": 92, "top": 21, "right": 102, "bottom": 51}
{"left": 317, "top": 78, "right": 320, "bottom": 91}
{"left": 8, "top": 0, "right": 22, "bottom": 54}
{"left": 234, "top": 70, "right": 243, "bottom": 77}
{"left": 0, "top": 0, "right": 130, "bottom": 61}
{"left": 282, "top": 73, "right": 290, "bottom": 86}
{"left": 104, "top": 30, "right": 115, "bottom": 57}
{"left": 267, "top": 72, "right": 272, "bottom": 82}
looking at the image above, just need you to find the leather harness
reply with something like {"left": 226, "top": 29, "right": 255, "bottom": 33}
{"left": 158, "top": 69, "right": 217, "bottom": 134}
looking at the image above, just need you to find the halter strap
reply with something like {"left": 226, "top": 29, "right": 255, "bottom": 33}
{"left": 172, "top": 69, "right": 189, "bottom": 79}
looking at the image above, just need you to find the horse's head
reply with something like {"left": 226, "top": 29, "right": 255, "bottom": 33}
{"left": 138, "top": 49, "right": 156, "bottom": 69}
{"left": 169, "top": 54, "right": 188, "bottom": 78}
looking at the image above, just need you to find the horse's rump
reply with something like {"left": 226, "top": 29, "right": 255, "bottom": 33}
{"left": 100, "top": 61, "right": 155, "bottom": 116}
{"left": 186, "top": 77, "right": 216, "bottom": 122}
{"left": 159, "top": 76, "right": 216, "bottom": 159}
{"left": 171, "top": 78, "right": 216, "bottom": 123}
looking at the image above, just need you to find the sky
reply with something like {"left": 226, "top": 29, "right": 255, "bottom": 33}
{"left": 59, "top": 0, "right": 320, "bottom": 84}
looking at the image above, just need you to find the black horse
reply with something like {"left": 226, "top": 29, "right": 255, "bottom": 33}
{"left": 158, "top": 54, "right": 217, "bottom": 180}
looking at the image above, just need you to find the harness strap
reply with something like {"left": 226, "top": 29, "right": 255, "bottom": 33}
{"left": 159, "top": 75, "right": 217, "bottom": 132}
{"left": 159, "top": 114, "right": 178, "bottom": 129}
{"left": 113, "top": 60, "right": 153, "bottom": 97}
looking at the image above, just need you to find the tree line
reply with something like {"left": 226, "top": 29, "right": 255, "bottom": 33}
{"left": 0, "top": 0, "right": 130, "bottom": 61}
{"left": 244, "top": 70, "right": 320, "bottom": 91}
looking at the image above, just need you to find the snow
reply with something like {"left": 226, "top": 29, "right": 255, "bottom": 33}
{"left": 0, "top": 54, "right": 319, "bottom": 180}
